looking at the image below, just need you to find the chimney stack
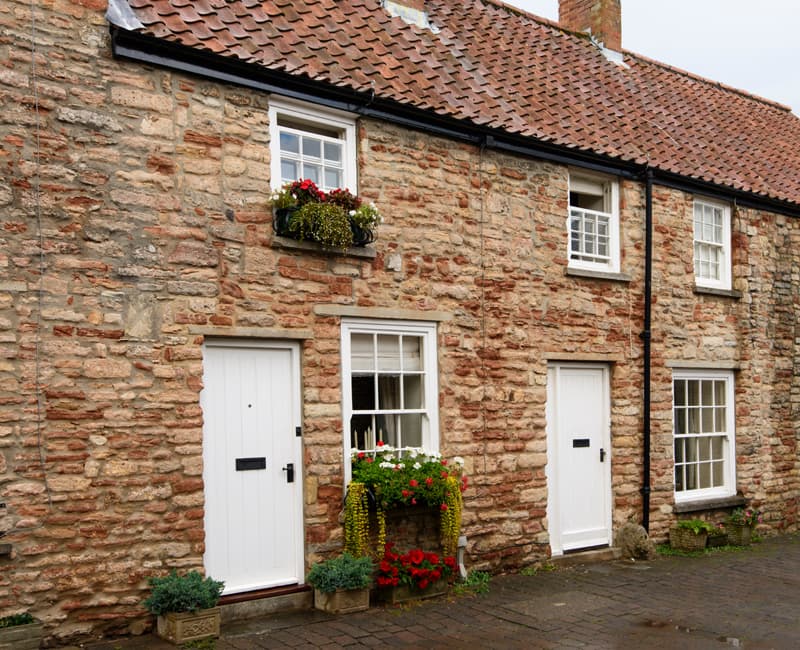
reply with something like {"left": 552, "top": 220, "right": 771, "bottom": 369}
{"left": 559, "top": 0, "right": 621, "bottom": 52}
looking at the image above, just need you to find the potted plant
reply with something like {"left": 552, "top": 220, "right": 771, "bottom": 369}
{"left": 725, "top": 507, "right": 761, "bottom": 546}
{"left": 706, "top": 522, "right": 728, "bottom": 548}
{"left": 143, "top": 570, "right": 224, "bottom": 645}
{"left": 307, "top": 553, "right": 374, "bottom": 614}
{"left": 0, "top": 612, "right": 44, "bottom": 650}
{"left": 269, "top": 179, "right": 381, "bottom": 249}
{"left": 376, "top": 542, "right": 456, "bottom": 604}
{"left": 346, "top": 445, "right": 467, "bottom": 558}
{"left": 669, "top": 519, "right": 714, "bottom": 552}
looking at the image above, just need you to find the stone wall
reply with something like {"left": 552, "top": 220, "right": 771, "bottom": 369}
{"left": 0, "top": 0, "right": 798, "bottom": 642}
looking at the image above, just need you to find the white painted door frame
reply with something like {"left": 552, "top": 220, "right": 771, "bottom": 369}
{"left": 546, "top": 362, "right": 612, "bottom": 556}
{"left": 201, "top": 338, "right": 304, "bottom": 594}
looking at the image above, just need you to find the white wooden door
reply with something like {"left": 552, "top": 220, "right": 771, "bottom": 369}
{"left": 546, "top": 364, "right": 611, "bottom": 555}
{"left": 201, "top": 340, "right": 303, "bottom": 595}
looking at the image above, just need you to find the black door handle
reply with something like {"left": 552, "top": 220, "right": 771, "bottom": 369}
{"left": 600, "top": 448, "right": 606, "bottom": 462}
{"left": 282, "top": 463, "right": 294, "bottom": 483}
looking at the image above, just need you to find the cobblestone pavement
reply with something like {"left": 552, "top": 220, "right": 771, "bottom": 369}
{"left": 82, "top": 534, "right": 800, "bottom": 649}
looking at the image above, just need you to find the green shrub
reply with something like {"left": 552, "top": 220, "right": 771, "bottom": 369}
{"left": 288, "top": 202, "right": 353, "bottom": 248}
{"left": 675, "top": 518, "right": 715, "bottom": 535}
{"left": 142, "top": 570, "right": 224, "bottom": 615}
{"left": 306, "top": 553, "right": 374, "bottom": 594}
{"left": 0, "top": 613, "right": 34, "bottom": 628}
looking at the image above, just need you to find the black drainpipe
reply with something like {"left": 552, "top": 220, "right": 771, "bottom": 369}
{"left": 641, "top": 168, "right": 653, "bottom": 531}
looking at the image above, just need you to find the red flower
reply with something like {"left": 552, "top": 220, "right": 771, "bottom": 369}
{"left": 376, "top": 440, "right": 384, "bottom": 447}
{"left": 441, "top": 460, "right": 448, "bottom": 466}
{"left": 440, "top": 503, "right": 449, "bottom": 511}
{"left": 357, "top": 452, "right": 365, "bottom": 459}
{"left": 402, "top": 489, "right": 411, "bottom": 498}
{"left": 366, "top": 457, "right": 374, "bottom": 463}
{"left": 409, "top": 479, "right": 418, "bottom": 487}
{"left": 411, "top": 498, "right": 417, "bottom": 505}
{"left": 425, "top": 477, "right": 434, "bottom": 487}
{"left": 441, "top": 471, "right": 448, "bottom": 478}
{"left": 409, "top": 549, "right": 425, "bottom": 565}
{"left": 418, "top": 578, "right": 429, "bottom": 590}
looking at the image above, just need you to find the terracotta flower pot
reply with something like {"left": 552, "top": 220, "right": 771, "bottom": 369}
{"left": 378, "top": 579, "right": 447, "bottom": 604}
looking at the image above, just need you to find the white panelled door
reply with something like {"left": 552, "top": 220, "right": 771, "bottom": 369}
{"left": 546, "top": 364, "right": 612, "bottom": 555}
{"left": 201, "top": 340, "right": 303, "bottom": 595}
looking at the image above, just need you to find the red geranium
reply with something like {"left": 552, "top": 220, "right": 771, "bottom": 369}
{"left": 376, "top": 542, "right": 455, "bottom": 590}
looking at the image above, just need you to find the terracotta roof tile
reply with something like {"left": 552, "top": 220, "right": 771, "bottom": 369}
{"left": 118, "top": 0, "right": 800, "bottom": 207}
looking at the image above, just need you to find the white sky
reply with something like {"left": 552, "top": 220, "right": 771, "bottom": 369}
{"left": 506, "top": 0, "right": 799, "bottom": 115}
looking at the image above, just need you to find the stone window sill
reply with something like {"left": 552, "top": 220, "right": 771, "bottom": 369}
{"left": 566, "top": 267, "right": 631, "bottom": 283}
{"left": 271, "top": 235, "right": 376, "bottom": 259}
{"left": 693, "top": 285, "right": 742, "bottom": 299}
{"left": 674, "top": 495, "right": 746, "bottom": 514}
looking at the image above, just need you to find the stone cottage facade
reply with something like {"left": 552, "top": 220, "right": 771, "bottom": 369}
{"left": 1, "top": 0, "right": 799, "bottom": 642}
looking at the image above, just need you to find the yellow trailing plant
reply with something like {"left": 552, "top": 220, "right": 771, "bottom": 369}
{"left": 440, "top": 475, "right": 463, "bottom": 556}
{"left": 343, "top": 481, "right": 370, "bottom": 557}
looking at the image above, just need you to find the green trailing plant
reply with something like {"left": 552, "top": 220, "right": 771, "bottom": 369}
{"left": 306, "top": 553, "right": 374, "bottom": 594}
{"left": 288, "top": 202, "right": 354, "bottom": 249}
{"left": 0, "top": 613, "right": 34, "bottom": 628}
{"left": 675, "top": 518, "right": 715, "bottom": 535}
{"left": 142, "top": 570, "right": 224, "bottom": 615}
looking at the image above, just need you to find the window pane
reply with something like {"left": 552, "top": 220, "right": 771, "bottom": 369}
{"left": 712, "top": 461, "right": 724, "bottom": 486}
{"left": 402, "top": 337, "right": 422, "bottom": 371}
{"left": 685, "top": 464, "right": 697, "bottom": 490}
{"left": 280, "top": 131, "right": 300, "bottom": 154}
{"left": 711, "top": 436, "right": 723, "bottom": 460}
{"left": 351, "top": 334, "right": 374, "bottom": 371}
{"left": 687, "top": 408, "right": 700, "bottom": 434}
{"left": 403, "top": 375, "right": 423, "bottom": 409}
{"left": 378, "top": 375, "right": 400, "bottom": 409}
{"left": 304, "top": 164, "right": 320, "bottom": 184}
{"left": 701, "top": 381, "right": 714, "bottom": 406}
{"left": 714, "top": 381, "right": 726, "bottom": 405}
{"left": 698, "top": 438, "right": 711, "bottom": 461}
{"left": 350, "top": 415, "right": 374, "bottom": 450}
{"left": 675, "top": 465, "right": 684, "bottom": 492}
{"left": 685, "top": 439, "right": 698, "bottom": 462}
{"left": 400, "top": 414, "right": 423, "bottom": 448}
{"left": 281, "top": 160, "right": 298, "bottom": 183}
{"left": 701, "top": 407, "right": 714, "bottom": 433}
{"left": 714, "top": 407, "right": 726, "bottom": 433}
{"left": 324, "top": 168, "right": 341, "bottom": 190}
{"left": 675, "top": 408, "right": 686, "bottom": 435}
{"left": 699, "top": 462, "right": 711, "bottom": 489}
{"left": 674, "top": 438, "right": 684, "bottom": 463}
{"left": 687, "top": 380, "right": 699, "bottom": 405}
{"left": 674, "top": 380, "right": 686, "bottom": 406}
{"left": 378, "top": 335, "right": 400, "bottom": 370}
{"left": 302, "top": 136, "right": 321, "bottom": 159}
{"left": 324, "top": 141, "right": 342, "bottom": 163}
{"left": 351, "top": 375, "right": 375, "bottom": 410}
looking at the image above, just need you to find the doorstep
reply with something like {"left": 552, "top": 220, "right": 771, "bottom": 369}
{"left": 218, "top": 584, "right": 313, "bottom": 624}
{"left": 549, "top": 546, "right": 622, "bottom": 568}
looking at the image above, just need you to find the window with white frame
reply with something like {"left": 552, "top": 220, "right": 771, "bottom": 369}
{"left": 568, "top": 172, "right": 620, "bottom": 273}
{"left": 341, "top": 319, "right": 439, "bottom": 459}
{"left": 693, "top": 198, "right": 731, "bottom": 290}
{"left": 672, "top": 370, "right": 736, "bottom": 502}
{"left": 268, "top": 98, "right": 357, "bottom": 192}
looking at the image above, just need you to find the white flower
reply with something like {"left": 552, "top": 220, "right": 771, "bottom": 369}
{"left": 452, "top": 456, "right": 465, "bottom": 466}
{"left": 412, "top": 462, "right": 421, "bottom": 470}
{"left": 379, "top": 461, "right": 395, "bottom": 469}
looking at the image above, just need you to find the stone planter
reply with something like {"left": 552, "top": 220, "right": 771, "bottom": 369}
{"left": 156, "top": 607, "right": 221, "bottom": 645}
{"left": 378, "top": 580, "right": 447, "bottom": 604}
{"left": 669, "top": 526, "right": 708, "bottom": 552}
{"left": 706, "top": 532, "right": 728, "bottom": 548}
{"left": 0, "top": 619, "right": 44, "bottom": 650}
{"left": 314, "top": 588, "right": 370, "bottom": 614}
{"left": 725, "top": 523, "right": 752, "bottom": 546}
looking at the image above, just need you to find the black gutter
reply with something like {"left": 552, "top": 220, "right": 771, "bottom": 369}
{"left": 110, "top": 26, "right": 800, "bottom": 218}
{"left": 640, "top": 169, "right": 654, "bottom": 532}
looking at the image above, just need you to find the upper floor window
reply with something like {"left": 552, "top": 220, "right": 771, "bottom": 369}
{"left": 673, "top": 370, "right": 736, "bottom": 502}
{"left": 693, "top": 198, "right": 731, "bottom": 290}
{"left": 268, "top": 98, "right": 357, "bottom": 192}
{"left": 568, "top": 172, "right": 620, "bottom": 273}
{"left": 341, "top": 319, "right": 439, "bottom": 475}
